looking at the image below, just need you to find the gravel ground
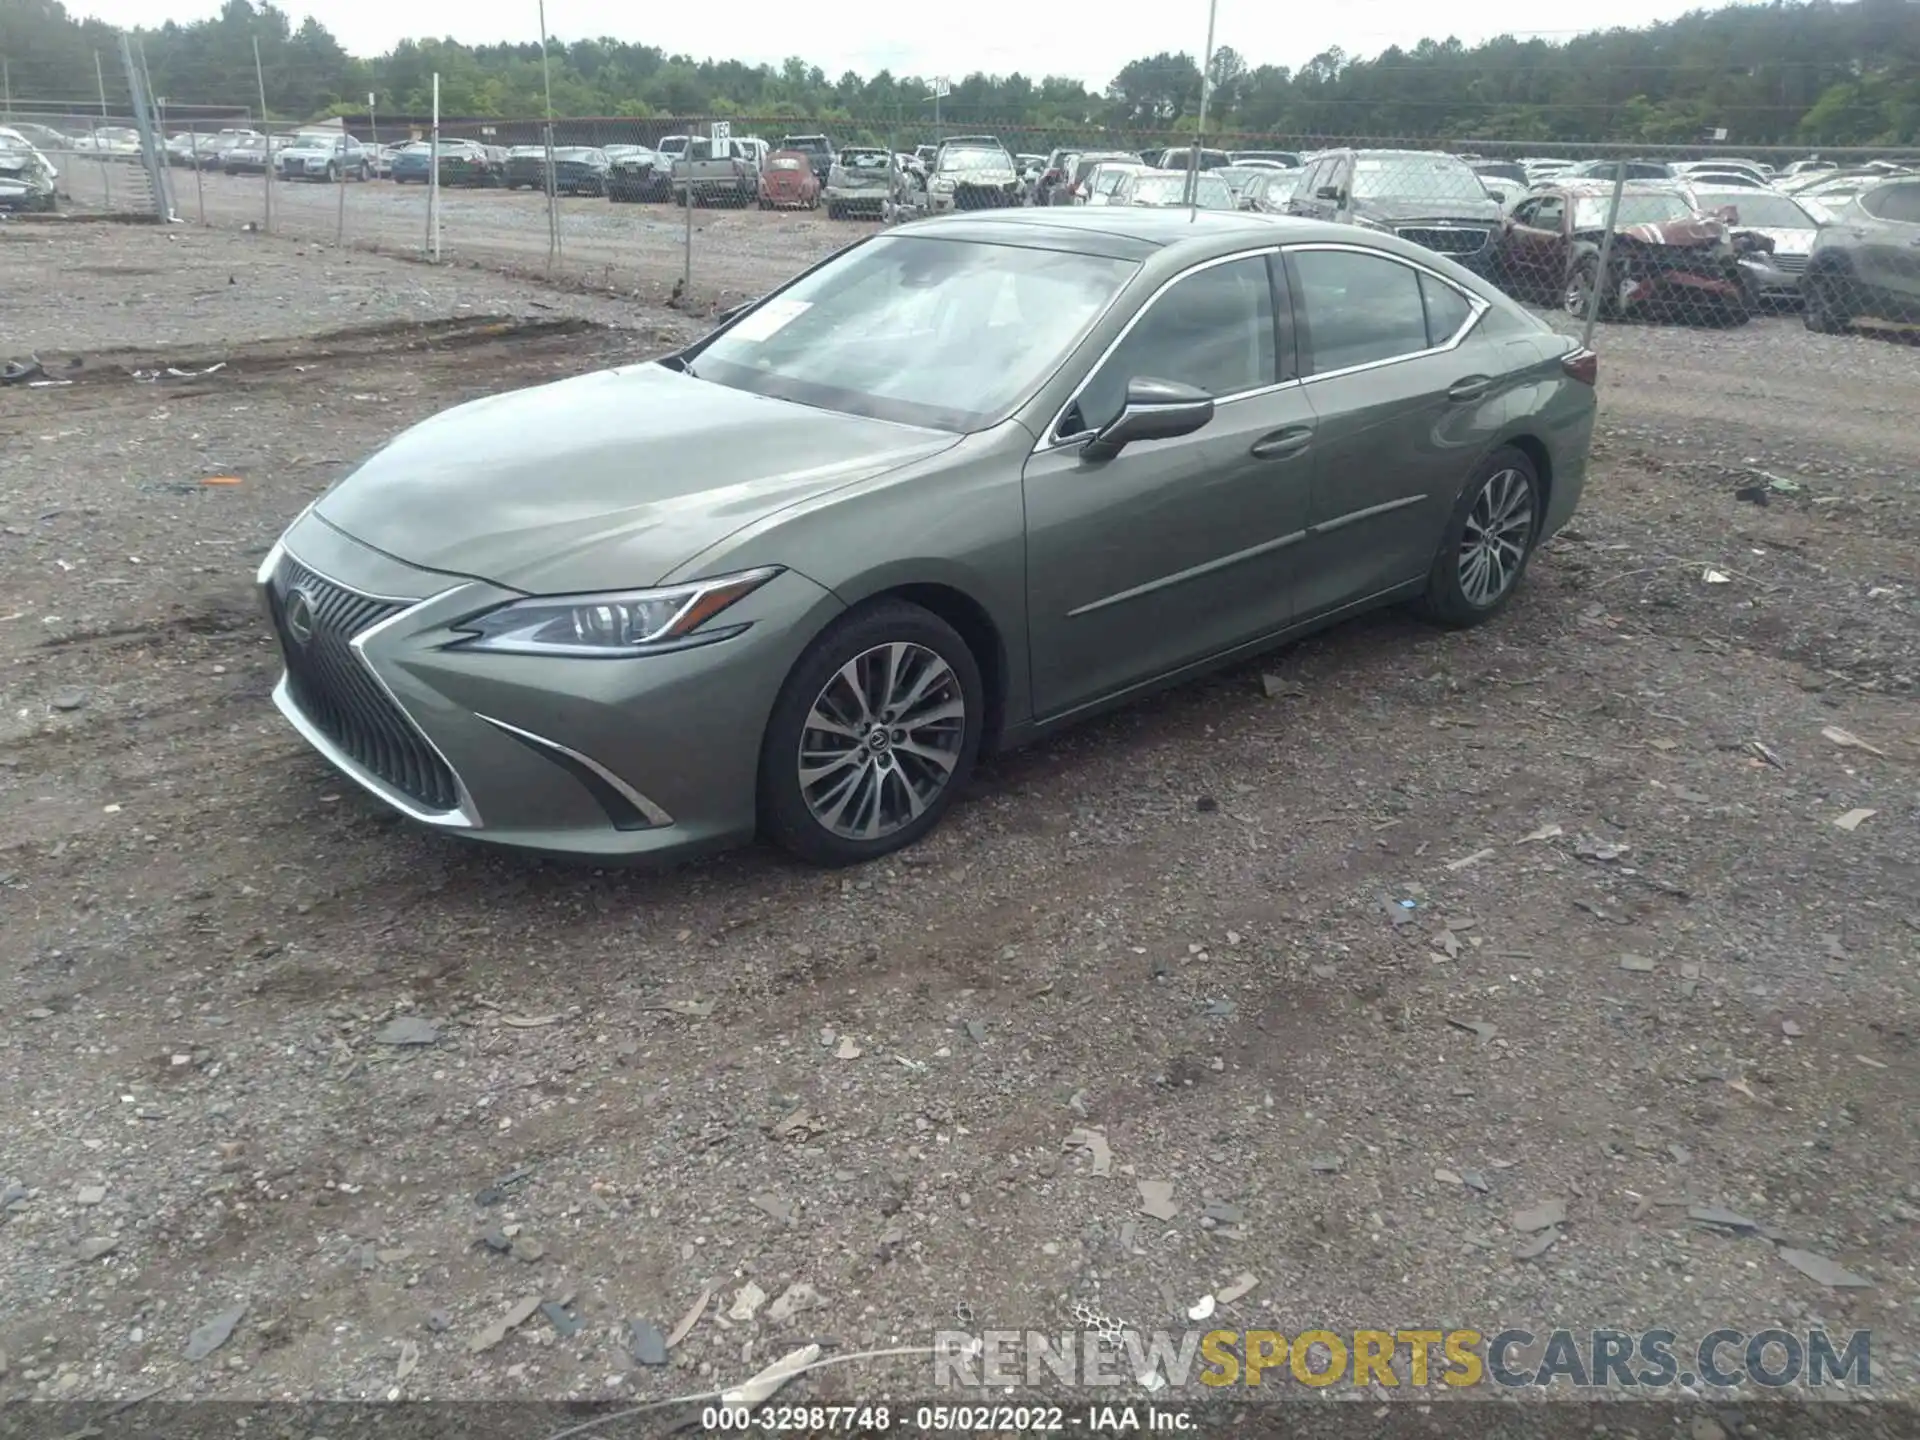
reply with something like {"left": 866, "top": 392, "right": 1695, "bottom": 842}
{"left": 2, "top": 219, "right": 1918, "bottom": 1420}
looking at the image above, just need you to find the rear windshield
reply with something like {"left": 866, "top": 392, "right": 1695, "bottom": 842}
{"left": 840, "top": 150, "right": 889, "bottom": 169}
{"left": 939, "top": 148, "right": 1008, "bottom": 172}
{"left": 1695, "top": 192, "right": 1813, "bottom": 227}
{"left": 783, "top": 137, "right": 830, "bottom": 153}
{"left": 1130, "top": 173, "right": 1234, "bottom": 208}
{"left": 771, "top": 157, "right": 805, "bottom": 170}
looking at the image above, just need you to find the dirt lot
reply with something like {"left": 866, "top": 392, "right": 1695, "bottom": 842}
{"left": 2, "top": 215, "right": 1918, "bottom": 1421}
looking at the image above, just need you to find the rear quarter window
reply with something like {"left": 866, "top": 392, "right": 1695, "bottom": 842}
{"left": 1862, "top": 182, "right": 1920, "bottom": 223}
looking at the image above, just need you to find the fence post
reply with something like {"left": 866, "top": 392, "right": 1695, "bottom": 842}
{"left": 336, "top": 132, "right": 347, "bottom": 243}
{"left": 253, "top": 35, "right": 272, "bottom": 233}
{"left": 190, "top": 120, "right": 205, "bottom": 223}
{"left": 92, "top": 55, "right": 113, "bottom": 209}
{"left": 427, "top": 72, "right": 441, "bottom": 262}
{"left": 682, "top": 166, "right": 693, "bottom": 299}
{"left": 1581, "top": 161, "right": 1628, "bottom": 351}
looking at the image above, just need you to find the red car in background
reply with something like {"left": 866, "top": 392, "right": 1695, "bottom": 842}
{"left": 759, "top": 149, "right": 821, "bottom": 210}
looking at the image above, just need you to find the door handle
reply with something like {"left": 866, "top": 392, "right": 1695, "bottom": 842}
{"left": 1447, "top": 376, "right": 1493, "bottom": 403}
{"left": 1250, "top": 426, "right": 1313, "bottom": 460}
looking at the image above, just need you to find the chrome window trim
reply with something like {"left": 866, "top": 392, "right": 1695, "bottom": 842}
{"left": 1036, "top": 245, "right": 1288, "bottom": 455}
{"left": 1284, "top": 241, "right": 1491, "bottom": 385}
{"left": 268, "top": 544, "right": 483, "bottom": 828}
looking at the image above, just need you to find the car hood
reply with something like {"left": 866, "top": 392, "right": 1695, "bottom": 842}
{"left": 313, "top": 363, "right": 960, "bottom": 593}
{"left": 938, "top": 165, "right": 1017, "bottom": 183}
{"left": 1736, "top": 225, "right": 1818, "bottom": 252}
{"left": 1355, "top": 195, "right": 1504, "bottom": 224}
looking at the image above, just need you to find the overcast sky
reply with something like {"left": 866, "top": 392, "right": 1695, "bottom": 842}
{"left": 68, "top": 0, "right": 1732, "bottom": 92}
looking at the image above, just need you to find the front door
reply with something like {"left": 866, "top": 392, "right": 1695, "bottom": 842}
{"left": 1023, "top": 252, "right": 1314, "bottom": 718}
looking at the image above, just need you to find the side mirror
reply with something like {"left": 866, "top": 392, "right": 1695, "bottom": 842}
{"left": 1082, "top": 378, "right": 1215, "bottom": 462}
{"left": 714, "top": 298, "right": 758, "bottom": 326}
{"left": 1713, "top": 204, "right": 1740, "bottom": 225}
{"left": 1316, "top": 184, "right": 1342, "bottom": 201}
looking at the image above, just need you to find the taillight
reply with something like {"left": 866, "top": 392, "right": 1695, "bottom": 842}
{"left": 1561, "top": 347, "right": 1598, "bottom": 386}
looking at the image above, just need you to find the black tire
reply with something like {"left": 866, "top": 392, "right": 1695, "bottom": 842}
{"left": 1563, "top": 254, "right": 1607, "bottom": 321}
{"left": 1415, "top": 446, "right": 1542, "bottom": 629}
{"left": 325, "top": 162, "right": 338, "bottom": 183}
{"left": 1803, "top": 275, "right": 1850, "bottom": 334}
{"left": 758, "top": 600, "right": 984, "bottom": 866}
{"left": 827, "top": 202, "right": 841, "bottom": 219}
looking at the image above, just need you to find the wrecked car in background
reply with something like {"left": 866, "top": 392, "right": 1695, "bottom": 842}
{"left": 1686, "top": 187, "right": 1822, "bottom": 306}
{"left": 606, "top": 146, "right": 668, "bottom": 202}
{"left": 0, "top": 133, "right": 58, "bottom": 211}
{"left": 1497, "top": 182, "right": 1754, "bottom": 323}
{"left": 825, "top": 146, "right": 891, "bottom": 218}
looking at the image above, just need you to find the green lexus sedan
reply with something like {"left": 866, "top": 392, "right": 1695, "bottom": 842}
{"left": 259, "top": 208, "right": 1596, "bottom": 866}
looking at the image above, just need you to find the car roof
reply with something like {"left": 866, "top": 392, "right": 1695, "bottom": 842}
{"left": 891, "top": 206, "right": 1360, "bottom": 261}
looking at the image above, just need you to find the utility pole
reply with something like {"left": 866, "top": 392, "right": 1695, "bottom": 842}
{"left": 538, "top": 0, "right": 560, "bottom": 272}
{"left": 253, "top": 34, "right": 273, "bottom": 232}
{"left": 1184, "top": 0, "right": 1218, "bottom": 207}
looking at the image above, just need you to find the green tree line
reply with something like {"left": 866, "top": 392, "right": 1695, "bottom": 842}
{"left": 3, "top": 0, "right": 1916, "bottom": 145}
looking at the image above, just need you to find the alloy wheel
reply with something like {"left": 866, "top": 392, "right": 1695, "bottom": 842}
{"left": 798, "top": 641, "right": 966, "bottom": 841}
{"left": 1458, "top": 468, "right": 1535, "bottom": 608}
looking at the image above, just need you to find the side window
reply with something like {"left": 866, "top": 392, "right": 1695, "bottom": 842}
{"left": 1510, "top": 198, "right": 1539, "bottom": 226}
{"left": 1293, "top": 249, "right": 1432, "bottom": 375}
{"left": 1419, "top": 273, "right": 1474, "bottom": 347}
{"left": 1532, "top": 195, "right": 1565, "bottom": 231}
{"left": 1067, "top": 256, "right": 1278, "bottom": 436}
{"left": 1867, "top": 182, "right": 1920, "bottom": 223}
{"left": 1294, "top": 160, "right": 1326, "bottom": 202}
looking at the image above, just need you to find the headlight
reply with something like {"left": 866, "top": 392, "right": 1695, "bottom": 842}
{"left": 449, "top": 566, "right": 782, "bottom": 658}
{"left": 931, "top": 178, "right": 955, "bottom": 193}
{"left": 1352, "top": 214, "right": 1392, "bottom": 232}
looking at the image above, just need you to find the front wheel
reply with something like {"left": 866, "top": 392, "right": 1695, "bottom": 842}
{"left": 325, "top": 163, "right": 338, "bottom": 183}
{"left": 1416, "top": 447, "right": 1542, "bottom": 629}
{"left": 1563, "top": 255, "right": 1608, "bottom": 320}
{"left": 1803, "top": 276, "right": 1851, "bottom": 334}
{"left": 758, "top": 601, "right": 983, "bottom": 866}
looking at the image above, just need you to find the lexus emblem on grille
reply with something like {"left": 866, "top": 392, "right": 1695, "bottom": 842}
{"left": 285, "top": 587, "right": 318, "bottom": 646}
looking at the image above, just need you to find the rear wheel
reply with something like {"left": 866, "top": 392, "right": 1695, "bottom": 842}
{"left": 325, "top": 162, "right": 338, "bottom": 183}
{"left": 759, "top": 601, "right": 983, "bottom": 867}
{"left": 1563, "top": 255, "right": 1608, "bottom": 320}
{"left": 1416, "top": 447, "right": 1542, "bottom": 629}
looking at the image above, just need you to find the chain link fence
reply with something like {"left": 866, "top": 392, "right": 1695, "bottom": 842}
{"left": 23, "top": 100, "right": 1920, "bottom": 337}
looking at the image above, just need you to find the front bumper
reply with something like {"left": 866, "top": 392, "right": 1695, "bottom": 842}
{"left": 1739, "top": 253, "right": 1806, "bottom": 299}
{"left": 257, "top": 514, "right": 844, "bottom": 860}
{"left": 825, "top": 184, "right": 887, "bottom": 208}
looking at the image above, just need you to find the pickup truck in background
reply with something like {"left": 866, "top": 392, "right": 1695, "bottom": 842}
{"left": 777, "top": 133, "right": 835, "bottom": 183}
{"left": 671, "top": 136, "right": 760, "bottom": 206}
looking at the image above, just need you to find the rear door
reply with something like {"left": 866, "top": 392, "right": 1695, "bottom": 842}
{"left": 1283, "top": 243, "right": 1512, "bottom": 619}
{"left": 1501, "top": 193, "right": 1565, "bottom": 295}
{"left": 1023, "top": 251, "right": 1314, "bottom": 717}
{"left": 1856, "top": 181, "right": 1920, "bottom": 320}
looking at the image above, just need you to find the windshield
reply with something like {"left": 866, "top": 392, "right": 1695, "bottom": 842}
{"left": 782, "top": 137, "right": 829, "bottom": 153}
{"left": 1129, "top": 173, "right": 1234, "bottom": 208}
{"left": 939, "top": 148, "right": 1009, "bottom": 172}
{"left": 400, "top": 142, "right": 430, "bottom": 155}
{"left": 1352, "top": 155, "right": 1488, "bottom": 202}
{"left": 841, "top": 150, "right": 888, "bottom": 169}
{"left": 771, "top": 157, "right": 804, "bottom": 170}
{"left": 1573, "top": 192, "right": 1697, "bottom": 228}
{"left": 687, "top": 235, "right": 1137, "bottom": 432}
{"left": 1092, "top": 165, "right": 1138, "bottom": 195}
{"left": 1695, "top": 193, "right": 1812, "bottom": 227}
{"left": 1475, "top": 163, "right": 1527, "bottom": 184}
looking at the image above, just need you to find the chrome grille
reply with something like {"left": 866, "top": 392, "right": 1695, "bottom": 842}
{"left": 267, "top": 556, "right": 459, "bottom": 812}
{"left": 1771, "top": 253, "right": 1809, "bottom": 273}
{"left": 1396, "top": 225, "right": 1492, "bottom": 256}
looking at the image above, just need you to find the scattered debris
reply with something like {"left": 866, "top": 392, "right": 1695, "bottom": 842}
{"left": 1064, "top": 1127, "right": 1113, "bottom": 1177}
{"left": 75, "top": 1184, "right": 107, "bottom": 1206}
{"left": 1574, "top": 836, "right": 1629, "bottom": 862}
{"left": 1832, "top": 808, "right": 1877, "bottom": 832}
{"left": 1822, "top": 725, "right": 1887, "bottom": 758}
{"left": 628, "top": 1318, "right": 669, "bottom": 1366}
{"left": 374, "top": 1017, "right": 440, "bottom": 1047}
{"left": 541, "top": 1301, "right": 582, "bottom": 1338}
{"left": 1513, "top": 1199, "right": 1566, "bottom": 1233}
{"left": 1513, "top": 1231, "right": 1558, "bottom": 1260}
{"left": 1702, "top": 568, "right": 1731, "bottom": 584}
{"left": 1618, "top": 954, "right": 1657, "bottom": 973}
{"left": 500, "top": 1013, "right": 561, "bottom": 1028}
{"left": 833, "top": 1035, "right": 863, "bottom": 1060}
{"left": 1446, "top": 847, "right": 1496, "bottom": 871}
{"left": 720, "top": 1343, "right": 821, "bottom": 1407}
{"left": 1777, "top": 1247, "right": 1872, "bottom": 1289}
{"left": 727, "top": 1282, "right": 768, "bottom": 1322}
{"left": 664, "top": 998, "right": 716, "bottom": 1019}
{"left": 50, "top": 689, "right": 89, "bottom": 712}
{"left": 184, "top": 1304, "right": 247, "bottom": 1361}
{"left": 1307, "top": 1155, "right": 1345, "bottom": 1174}
{"left": 1448, "top": 1018, "right": 1498, "bottom": 1043}
{"left": 396, "top": 1340, "right": 419, "bottom": 1382}
{"left": 965, "top": 1019, "right": 988, "bottom": 1044}
{"left": 1137, "top": 1180, "right": 1179, "bottom": 1222}
{"left": 467, "top": 1296, "right": 541, "bottom": 1353}
{"left": 751, "top": 1193, "right": 795, "bottom": 1224}
{"left": 1434, "top": 1168, "right": 1463, "bottom": 1186}
{"left": 1688, "top": 1205, "right": 1758, "bottom": 1232}
{"left": 75, "top": 1236, "right": 119, "bottom": 1261}
{"left": 1668, "top": 1144, "right": 1692, "bottom": 1165}
{"left": 1460, "top": 1169, "right": 1491, "bottom": 1194}
{"left": 1187, "top": 1294, "right": 1216, "bottom": 1321}
{"left": 770, "top": 1107, "right": 823, "bottom": 1141}
{"left": 1216, "top": 1273, "right": 1257, "bottom": 1305}
{"left": 1782, "top": 1019, "right": 1804, "bottom": 1038}
{"left": 666, "top": 1284, "right": 714, "bottom": 1348}
{"left": 511, "top": 1237, "right": 546, "bottom": 1264}
{"left": 766, "top": 1282, "right": 823, "bottom": 1323}
{"left": 1517, "top": 822, "right": 1563, "bottom": 844}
